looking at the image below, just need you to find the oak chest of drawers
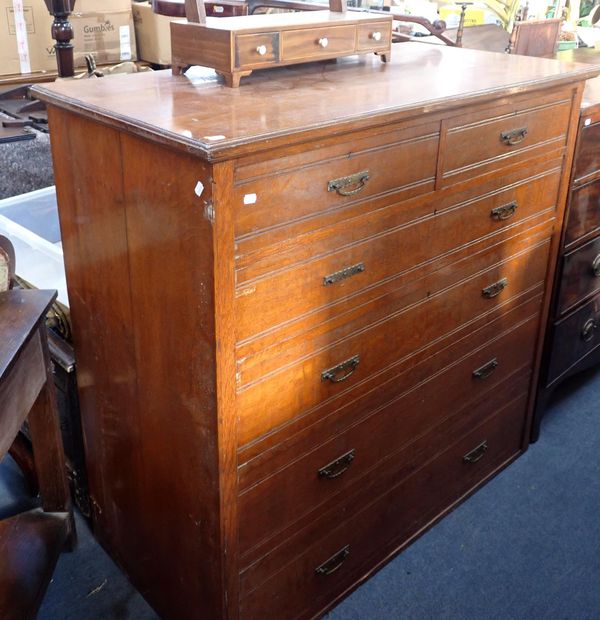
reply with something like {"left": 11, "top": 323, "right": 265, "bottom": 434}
{"left": 33, "top": 45, "right": 597, "bottom": 619}
{"left": 533, "top": 69, "right": 600, "bottom": 440}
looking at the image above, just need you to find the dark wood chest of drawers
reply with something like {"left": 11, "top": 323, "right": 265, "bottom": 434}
{"left": 532, "top": 72, "right": 600, "bottom": 440}
{"left": 33, "top": 46, "right": 596, "bottom": 619}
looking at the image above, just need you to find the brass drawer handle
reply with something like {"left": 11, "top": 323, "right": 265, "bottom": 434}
{"left": 500, "top": 127, "right": 528, "bottom": 146}
{"left": 472, "top": 357, "right": 498, "bottom": 380}
{"left": 321, "top": 355, "right": 360, "bottom": 383}
{"left": 328, "top": 170, "right": 370, "bottom": 197}
{"left": 581, "top": 318, "right": 597, "bottom": 342}
{"left": 592, "top": 254, "right": 600, "bottom": 277}
{"left": 318, "top": 449, "right": 356, "bottom": 479}
{"left": 463, "top": 440, "right": 488, "bottom": 464}
{"left": 482, "top": 277, "right": 508, "bottom": 299}
{"left": 315, "top": 545, "right": 350, "bottom": 576}
{"left": 491, "top": 201, "right": 518, "bottom": 221}
{"left": 323, "top": 262, "right": 365, "bottom": 286}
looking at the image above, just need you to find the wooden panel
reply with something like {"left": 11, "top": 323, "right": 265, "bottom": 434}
{"left": 573, "top": 119, "right": 600, "bottom": 183}
{"left": 237, "top": 238, "right": 550, "bottom": 446}
{"left": 234, "top": 168, "right": 561, "bottom": 341}
{"left": 558, "top": 234, "right": 600, "bottom": 315}
{"left": 236, "top": 33, "right": 279, "bottom": 68}
{"left": 547, "top": 292, "right": 600, "bottom": 385}
{"left": 281, "top": 25, "right": 356, "bottom": 61}
{"left": 49, "top": 108, "right": 227, "bottom": 620}
{"left": 0, "top": 511, "right": 70, "bottom": 620}
{"left": 171, "top": 21, "right": 233, "bottom": 73}
{"left": 233, "top": 124, "right": 439, "bottom": 236}
{"left": 356, "top": 21, "right": 391, "bottom": 51}
{"left": 238, "top": 314, "right": 539, "bottom": 554}
{"left": 441, "top": 93, "right": 571, "bottom": 186}
{"left": 0, "top": 329, "right": 45, "bottom": 458}
{"left": 240, "top": 393, "right": 525, "bottom": 618}
{"left": 564, "top": 178, "right": 600, "bottom": 249}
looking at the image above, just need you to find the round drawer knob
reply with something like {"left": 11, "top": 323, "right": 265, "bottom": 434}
{"left": 371, "top": 31, "right": 382, "bottom": 41}
{"left": 592, "top": 253, "right": 600, "bottom": 277}
{"left": 318, "top": 37, "right": 329, "bottom": 48}
{"left": 581, "top": 318, "right": 597, "bottom": 342}
{"left": 256, "top": 45, "right": 267, "bottom": 56}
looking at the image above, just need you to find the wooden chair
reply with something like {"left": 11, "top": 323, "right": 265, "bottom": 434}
{"left": 0, "top": 235, "right": 74, "bottom": 620}
{"left": 508, "top": 18, "right": 562, "bottom": 57}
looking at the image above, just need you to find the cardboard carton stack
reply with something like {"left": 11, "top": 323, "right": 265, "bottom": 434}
{"left": 0, "top": 0, "right": 137, "bottom": 79}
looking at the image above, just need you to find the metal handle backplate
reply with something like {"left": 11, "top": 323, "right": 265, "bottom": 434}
{"left": 581, "top": 318, "right": 597, "bottom": 342}
{"left": 472, "top": 358, "right": 498, "bottom": 380}
{"left": 592, "top": 254, "right": 600, "bottom": 277}
{"left": 482, "top": 277, "right": 508, "bottom": 299}
{"left": 323, "top": 262, "right": 365, "bottom": 286}
{"left": 463, "top": 440, "right": 488, "bottom": 464}
{"left": 328, "top": 170, "right": 370, "bottom": 197}
{"left": 491, "top": 201, "right": 518, "bottom": 221}
{"left": 321, "top": 355, "right": 360, "bottom": 384}
{"left": 500, "top": 127, "right": 528, "bottom": 146}
{"left": 315, "top": 545, "right": 350, "bottom": 576}
{"left": 318, "top": 449, "right": 356, "bottom": 479}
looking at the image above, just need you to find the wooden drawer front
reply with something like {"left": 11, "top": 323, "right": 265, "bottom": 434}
{"left": 441, "top": 95, "right": 571, "bottom": 187}
{"left": 239, "top": 394, "right": 525, "bottom": 618}
{"left": 206, "top": 1, "right": 247, "bottom": 16}
{"left": 558, "top": 235, "right": 600, "bottom": 315}
{"left": 233, "top": 126, "right": 439, "bottom": 237}
{"left": 235, "top": 169, "right": 560, "bottom": 341}
{"left": 281, "top": 25, "right": 356, "bottom": 62}
{"left": 573, "top": 119, "right": 600, "bottom": 183}
{"left": 356, "top": 21, "right": 391, "bottom": 51}
{"left": 548, "top": 292, "right": 600, "bottom": 385}
{"left": 238, "top": 315, "right": 538, "bottom": 554}
{"left": 564, "top": 178, "right": 600, "bottom": 249}
{"left": 237, "top": 238, "right": 550, "bottom": 446}
{"left": 236, "top": 33, "right": 279, "bottom": 68}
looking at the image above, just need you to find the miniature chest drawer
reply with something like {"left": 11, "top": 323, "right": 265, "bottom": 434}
{"left": 557, "top": 235, "right": 600, "bottom": 315}
{"left": 356, "top": 21, "right": 391, "bottom": 50}
{"left": 547, "top": 292, "right": 600, "bottom": 385}
{"left": 281, "top": 25, "right": 356, "bottom": 61}
{"left": 239, "top": 391, "right": 526, "bottom": 619}
{"left": 236, "top": 33, "right": 279, "bottom": 68}
{"left": 237, "top": 313, "right": 539, "bottom": 555}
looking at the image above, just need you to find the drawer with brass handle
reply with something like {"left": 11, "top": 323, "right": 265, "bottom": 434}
{"left": 239, "top": 390, "right": 526, "bottom": 616}
{"left": 564, "top": 178, "right": 600, "bottom": 249}
{"left": 547, "top": 292, "right": 600, "bottom": 386}
{"left": 237, "top": 315, "right": 538, "bottom": 554}
{"left": 236, "top": 238, "right": 550, "bottom": 447}
{"left": 233, "top": 123, "right": 439, "bottom": 237}
{"left": 235, "top": 169, "right": 560, "bottom": 343}
{"left": 440, "top": 89, "right": 572, "bottom": 187}
{"left": 558, "top": 235, "right": 600, "bottom": 315}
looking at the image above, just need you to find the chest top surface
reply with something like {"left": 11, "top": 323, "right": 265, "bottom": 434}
{"left": 33, "top": 43, "right": 598, "bottom": 160}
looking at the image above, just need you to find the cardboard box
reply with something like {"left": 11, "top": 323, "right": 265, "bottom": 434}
{"left": 0, "top": 1, "right": 57, "bottom": 76}
{"left": 71, "top": 0, "right": 137, "bottom": 67}
{"left": 132, "top": 1, "right": 174, "bottom": 65}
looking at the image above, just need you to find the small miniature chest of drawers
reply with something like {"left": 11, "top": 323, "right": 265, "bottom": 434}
{"left": 533, "top": 70, "right": 600, "bottom": 440}
{"left": 33, "top": 45, "right": 597, "bottom": 619}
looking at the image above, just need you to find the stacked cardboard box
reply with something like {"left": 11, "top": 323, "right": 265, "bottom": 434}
{"left": 0, "top": 0, "right": 137, "bottom": 78}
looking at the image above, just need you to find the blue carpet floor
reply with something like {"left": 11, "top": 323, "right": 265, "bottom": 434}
{"left": 2, "top": 366, "right": 600, "bottom": 619}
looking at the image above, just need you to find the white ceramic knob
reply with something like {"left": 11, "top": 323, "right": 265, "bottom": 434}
{"left": 256, "top": 45, "right": 267, "bottom": 56}
{"left": 371, "top": 31, "right": 382, "bottom": 41}
{"left": 318, "top": 37, "right": 329, "bottom": 48}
